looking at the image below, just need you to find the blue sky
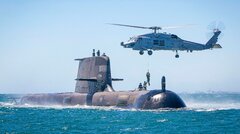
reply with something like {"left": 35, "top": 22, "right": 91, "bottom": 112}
{"left": 0, "top": 0, "right": 240, "bottom": 93}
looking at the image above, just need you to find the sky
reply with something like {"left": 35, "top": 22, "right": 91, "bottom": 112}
{"left": 0, "top": 0, "right": 240, "bottom": 93}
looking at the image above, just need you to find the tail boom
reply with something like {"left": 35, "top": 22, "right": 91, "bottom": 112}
{"left": 205, "top": 30, "right": 221, "bottom": 49}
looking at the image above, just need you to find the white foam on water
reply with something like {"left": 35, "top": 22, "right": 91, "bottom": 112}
{"left": 178, "top": 92, "right": 240, "bottom": 112}
{"left": 1, "top": 92, "right": 240, "bottom": 112}
{"left": 185, "top": 102, "right": 240, "bottom": 112}
{"left": 120, "top": 127, "right": 143, "bottom": 132}
{"left": 156, "top": 119, "right": 168, "bottom": 122}
{"left": 1, "top": 102, "right": 239, "bottom": 113}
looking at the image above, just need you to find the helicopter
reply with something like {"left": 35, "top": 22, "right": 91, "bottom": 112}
{"left": 110, "top": 23, "right": 222, "bottom": 58}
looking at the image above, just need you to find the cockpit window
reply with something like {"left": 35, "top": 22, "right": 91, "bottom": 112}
{"left": 171, "top": 34, "right": 178, "bottom": 39}
{"left": 128, "top": 37, "right": 137, "bottom": 42}
{"left": 153, "top": 40, "right": 158, "bottom": 45}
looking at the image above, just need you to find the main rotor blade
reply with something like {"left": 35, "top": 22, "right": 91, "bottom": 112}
{"left": 108, "top": 23, "right": 195, "bottom": 31}
{"left": 108, "top": 23, "right": 150, "bottom": 29}
{"left": 161, "top": 24, "right": 195, "bottom": 30}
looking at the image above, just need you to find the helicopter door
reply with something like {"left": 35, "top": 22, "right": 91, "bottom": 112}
{"left": 139, "top": 37, "right": 149, "bottom": 49}
{"left": 153, "top": 40, "right": 165, "bottom": 46}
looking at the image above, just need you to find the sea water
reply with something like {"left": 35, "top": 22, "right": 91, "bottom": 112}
{"left": 0, "top": 93, "right": 240, "bottom": 133}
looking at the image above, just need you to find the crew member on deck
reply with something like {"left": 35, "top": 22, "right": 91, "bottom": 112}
{"left": 97, "top": 50, "right": 100, "bottom": 56}
{"left": 138, "top": 83, "right": 143, "bottom": 91}
{"left": 143, "top": 81, "right": 147, "bottom": 90}
{"left": 102, "top": 53, "right": 106, "bottom": 56}
{"left": 92, "top": 49, "right": 95, "bottom": 56}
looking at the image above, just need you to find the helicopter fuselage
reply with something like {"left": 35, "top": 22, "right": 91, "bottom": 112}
{"left": 121, "top": 31, "right": 221, "bottom": 57}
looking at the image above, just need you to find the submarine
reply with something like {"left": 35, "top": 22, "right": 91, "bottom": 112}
{"left": 20, "top": 50, "right": 186, "bottom": 109}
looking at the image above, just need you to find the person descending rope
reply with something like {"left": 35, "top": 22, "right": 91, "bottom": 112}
{"left": 146, "top": 71, "right": 150, "bottom": 86}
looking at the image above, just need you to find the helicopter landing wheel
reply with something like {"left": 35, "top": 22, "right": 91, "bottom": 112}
{"left": 139, "top": 50, "right": 144, "bottom": 55}
{"left": 147, "top": 50, "right": 153, "bottom": 55}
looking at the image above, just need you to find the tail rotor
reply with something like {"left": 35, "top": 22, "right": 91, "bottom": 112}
{"left": 207, "top": 21, "right": 225, "bottom": 39}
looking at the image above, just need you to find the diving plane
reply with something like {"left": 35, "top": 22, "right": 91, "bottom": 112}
{"left": 110, "top": 23, "right": 222, "bottom": 58}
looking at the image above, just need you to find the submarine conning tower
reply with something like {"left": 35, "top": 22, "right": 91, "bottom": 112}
{"left": 75, "top": 51, "right": 115, "bottom": 95}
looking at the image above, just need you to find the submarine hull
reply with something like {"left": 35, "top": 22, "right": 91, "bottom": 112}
{"left": 20, "top": 93, "right": 89, "bottom": 106}
{"left": 20, "top": 90, "right": 186, "bottom": 109}
{"left": 20, "top": 53, "right": 186, "bottom": 109}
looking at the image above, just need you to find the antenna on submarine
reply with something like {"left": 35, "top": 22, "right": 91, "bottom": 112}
{"left": 162, "top": 76, "right": 166, "bottom": 92}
